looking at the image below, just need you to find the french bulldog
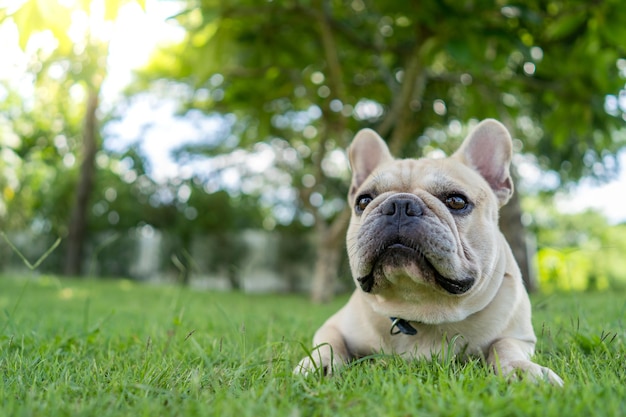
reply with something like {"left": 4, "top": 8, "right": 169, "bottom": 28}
{"left": 296, "top": 119, "right": 563, "bottom": 385}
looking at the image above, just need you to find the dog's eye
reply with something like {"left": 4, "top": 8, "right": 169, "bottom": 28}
{"left": 445, "top": 195, "right": 468, "bottom": 211}
{"left": 355, "top": 195, "right": 373, "bottom": 213}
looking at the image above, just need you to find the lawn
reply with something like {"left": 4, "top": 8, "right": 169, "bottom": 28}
{"left": 1, "top": 274, "right": 625, "bottom": 417}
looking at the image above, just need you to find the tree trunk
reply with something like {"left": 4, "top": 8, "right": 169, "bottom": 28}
{"left": 499, "top": 184, "right": 537, "bottom": 292}
{"left": 306, "top": 2, "right": 351, "bottom": 302}
{"left": 310, "top": 236, "right": 341, "bottom": 303}
{"left": 63, "top": 88, "right": 99, "bottom": 276}
{"left": 310, "top": 208, "right": 350, "bottom": 303}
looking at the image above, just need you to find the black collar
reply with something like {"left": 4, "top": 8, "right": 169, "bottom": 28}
{"left": 389, "top": 317, "right": 418, "bottom": 335}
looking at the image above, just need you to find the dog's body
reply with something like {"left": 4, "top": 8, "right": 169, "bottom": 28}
{"left": 296, "top": 119, "right": 562, "bottom": 385}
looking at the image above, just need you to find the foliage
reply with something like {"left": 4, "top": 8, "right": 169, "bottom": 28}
{"left": 136, "top": 0, "right": 626, "bottom": 230}
{"left": 526, "top": 197, "right": 626, "bottom": 291}
{"left": 5, "top": 0, "right": 147, "bottom": 51}
{"left": 0, "top": 0, "right": 152, "bottom": 275}
{"left": 1, "top": 145, "right": 266, "bottom": 278}
{"left": 0, "top": 0, "right": 266, "bottom": 275}
{"left": 2, "top": 0, "right": 626, "bottom": 286}
{"left": 1, "top": 275, "right": 625, "bottom": 416}
{"left": 0, "top": 80, "right": 81, "bottom": 234}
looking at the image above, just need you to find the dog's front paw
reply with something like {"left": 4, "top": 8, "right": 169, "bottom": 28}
{"left": 499, "top": 360, "right": 564, "bottom": 386}
{"left": 294, "top": 345, "right": 343, "bottom": 376}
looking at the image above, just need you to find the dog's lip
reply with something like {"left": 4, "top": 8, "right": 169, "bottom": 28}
{"left": 434, "top": 274, "right": 475, "bottom": 295}
{"left": 420, "top": 254, "right": 474, "bottom": 295}
{"left": 358, "top": 243, "right": 474, "bottom": 295}
{"left": 388, "top": 243, "right": 412, "bottom": 250}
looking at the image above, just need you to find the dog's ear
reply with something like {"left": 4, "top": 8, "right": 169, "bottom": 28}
{"left": 453, "top": 119, "right": 514, "bottom": 206}
{"left": 348, "top": 129, "right": 393, "bottom": 199}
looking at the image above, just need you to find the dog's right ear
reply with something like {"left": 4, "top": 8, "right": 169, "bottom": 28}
{"left": 348, "top": 129, "right": 393, "bottom": 199}
{"left": 452, "top": 119, "right": 514, "bottom": 206}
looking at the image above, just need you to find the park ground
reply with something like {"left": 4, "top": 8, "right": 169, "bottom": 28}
{"left": 1, "top": 274, "right": 625, "bottom": 416}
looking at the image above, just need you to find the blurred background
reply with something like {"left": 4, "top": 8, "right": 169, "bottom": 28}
{"left": 1, "top": 0, "right": 625, "bottom": 302}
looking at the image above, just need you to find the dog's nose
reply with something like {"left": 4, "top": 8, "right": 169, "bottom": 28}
{"left": 382, "top": 198, "right": 423, "bottom": 217}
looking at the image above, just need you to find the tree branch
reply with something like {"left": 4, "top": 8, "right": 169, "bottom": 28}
{"left": 306, "top": 0, "right": 350, "bottom": 229}
{"left": 315, "top": 0, "right": 347, "bottom": 105}
{"left": 377, "top": 45, "right": 425, "bottom": 153}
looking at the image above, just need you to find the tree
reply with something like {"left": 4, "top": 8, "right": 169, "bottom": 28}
{"left": 524, "top": 195, "right": 626, "bottom": 291}
{"left": 0, "top": 80, "right": 81, "bottom": 237}
{"left": 0, "top": 0, "right": 146, "bottom": 276}
{"left": 138, "top": 0, "right": 625, "bottom": 299}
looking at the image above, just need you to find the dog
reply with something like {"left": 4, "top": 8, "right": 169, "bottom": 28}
{"left": 296, "top": 119, "right": 563, "bottom": 385}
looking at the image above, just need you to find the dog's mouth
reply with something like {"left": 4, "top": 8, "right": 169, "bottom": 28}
{"left": 357, "top": 243, "right": 474, "bottom": 295}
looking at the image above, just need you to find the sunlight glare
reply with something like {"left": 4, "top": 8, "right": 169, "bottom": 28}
{"left": 25, "top": 30, "right": 58, "bottom": 56}
{"left": 0, "top": 0, "right": 27, "bottom": 14}
{"left": 103, "top": 0, "right": 185, "bottom": 104}
{"left": 248, "top": 147, "right": 274, "bottom": 173}
{"left": 68, "top": 10, "right": 89, "bottom": 43}
{"left": 556, "top": 150, "right": 626, "bottom": 224}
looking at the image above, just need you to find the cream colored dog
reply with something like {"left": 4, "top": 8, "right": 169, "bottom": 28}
{"left": 296, "top": 119, "right": 563, "bottom": 385}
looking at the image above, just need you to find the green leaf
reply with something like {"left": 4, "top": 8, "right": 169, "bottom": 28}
{"left": 9, "top": 0, "right": 73, "bottom": 52}
{"left": 10, "top": 0, "right": 45, "bottom": 51}
{"left": 104, "top": 0, "right": 122, "bottom": 21}
{"left": 77, "top": 0, "right": 89, "bottom": 11}
{"left": 545, "top": 11, "right": 587, "bottom": 41}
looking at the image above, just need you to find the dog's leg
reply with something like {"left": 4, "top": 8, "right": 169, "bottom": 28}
{"left": 488, "top": 338, "right": 564, "bottom": 386}
{"left": 295, "top": 317, "right": 351, "bottom": 376}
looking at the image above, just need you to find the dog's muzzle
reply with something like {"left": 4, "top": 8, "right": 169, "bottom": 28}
{"left": 357, "top": 194, "right": 475, "bottom": 295}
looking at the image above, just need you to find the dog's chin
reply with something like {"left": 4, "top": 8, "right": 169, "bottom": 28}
{"left": 357, "top": 245, "right": 474, "bottom": 295}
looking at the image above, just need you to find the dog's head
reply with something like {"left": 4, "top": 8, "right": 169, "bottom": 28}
{"left": 346, "top": 119, "right": 515, "bottom": 323}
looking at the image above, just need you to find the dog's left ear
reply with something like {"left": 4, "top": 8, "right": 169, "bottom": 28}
{"left": 348, "top": 129, "right": 394, "bottom": 199}
{"left": 453, "top": 119, "right": 514, "bottom": 206}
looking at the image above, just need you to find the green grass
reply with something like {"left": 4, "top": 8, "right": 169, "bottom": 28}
{"left": 1, "top": 274, "right": 625, "bottom": 417}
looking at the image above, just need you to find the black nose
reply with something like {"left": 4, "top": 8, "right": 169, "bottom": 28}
{"left": 381, "top": 197, "right": 423, "bottom": 218}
